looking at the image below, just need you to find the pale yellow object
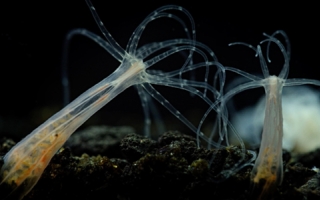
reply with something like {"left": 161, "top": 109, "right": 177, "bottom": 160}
{"left": 232, "top": 86, "right": 320, "bottom": 155}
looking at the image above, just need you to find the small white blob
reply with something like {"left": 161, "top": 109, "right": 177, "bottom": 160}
{"left": 231, "top": 86, "right": 320, "bottom": 155}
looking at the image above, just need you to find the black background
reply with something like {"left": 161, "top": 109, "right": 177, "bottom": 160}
{"left": 0, "top": 0, "right": 318, "bottom": 139}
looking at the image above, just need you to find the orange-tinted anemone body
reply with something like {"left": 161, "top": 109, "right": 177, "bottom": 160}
{"left": 251, "top": 76, "right": 284, "bottom": 199}
{"left": 0, "top": 58, "right": 145, "bottom": 199}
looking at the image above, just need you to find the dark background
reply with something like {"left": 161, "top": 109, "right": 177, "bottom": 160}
{"left": 0, "top": 1, "right": 318, "bottom": 139}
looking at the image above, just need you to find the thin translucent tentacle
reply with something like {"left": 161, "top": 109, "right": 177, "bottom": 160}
{"left": 85, "top": 0, "right": 126, "bottom": 57}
